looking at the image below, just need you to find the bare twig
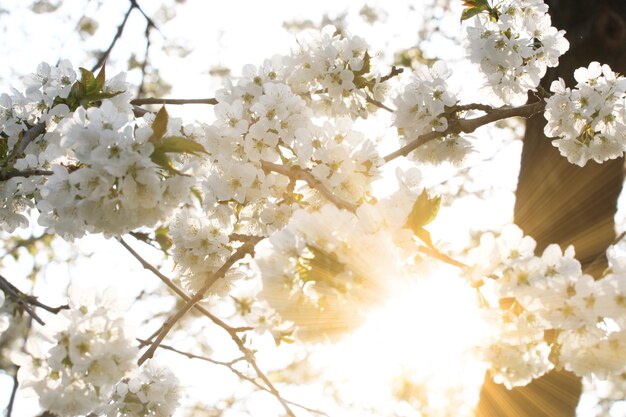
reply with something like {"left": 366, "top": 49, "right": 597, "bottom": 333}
{"left": 379, "top": 65, "right": 404, "bottom": 83}
{"left": 130, "top": 97, "right": 218, "bottom": 106}
{"left": 91, "top": 1, "right": 135, "bottom": 71}
{"left": 137, "top": 236, "right": 263, "bottom": 365}
{"left": 383, "top": 100, "right": 546, "bottom": 163}
{"left": 0, "top": 169, "right": 53, "bottom": 181}
{"left": 364, "top": 93, "right": 394, "bottom": 112}
{"left": 6, "top": 365, "right": 19, "bottom": 417}
{"left": 417, "top": 246, "right": 468, "bottom": 269}
{"left": 146, "top": 340, "right": 330, "bottom": 416}
{"left": 118, "top": 238, "right": 249, "bottom": 333}
{"left": 136, "top": 21, "right": 154, "bottom": 98}
{"left": 261, "top": 160, "right": 358, "bottom": 213}
{"left": 120, "top": 237, "right": 298, "bottom": 417}
{"left": 0, "top": 275, "right": 69, "bottom": 325}
{"left": 10, "top": 122, "right": 46, "bottom": 161}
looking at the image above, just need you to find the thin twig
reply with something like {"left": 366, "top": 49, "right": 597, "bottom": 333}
{"left": 10, "top": 122, "right": 46, "bottom": 161}
{"left": 383, "top": 100, "right": 546, "bottom": 163}
{"left": 120, "top": 237, "right": 297, "bottom": 417}
{"left": 260, "top": 160, "right": 358, "bottom": 213}
{"left": 0, "top": 275, "right": 69, "bottom": 325}
{"left": 136, "top": 20, "right": 154, "bottom": 98}
{"left": 130, "top": 97, "right": 218, "bottom": 106}
{"left": 379, "top": 65, "right": 404, "bottom": 83}
{"left": 130, "top": 0, "right": 162, "bottom": 36}
{"left": 364, "top": 93, "right": 394, "bottom": 112}
{"left": 92, "top": 1, "right": 135, "bottom": 71}
{"left": 0, "top": 169, "right": 53, "bottom": 181}
{"left": 146, "top": 340, "right": 330, "bottom": 416}
{"left": 6, "top": 365, "right": 19, "bottom": 417}
{"left": 118, "top": 237, "right": 247, "bottom": 334}
{"left": 137, "top": 236, "right": 263, "bottom": 365}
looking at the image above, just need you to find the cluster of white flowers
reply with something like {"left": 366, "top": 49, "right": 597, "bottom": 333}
{"left": 257, "top": 180, "right": 423, "bottom": 341}
{"left": 467, "top": 225, "right": 626, "bottom": 388}
{"left": 464, "top": 0, "right": 569, "bottom": 105}
{"left": 105, "top": 362, "right": 180, "bottom": 417}
{"left": 38, "top": 101, "right": 195, "bottom": 239}
{"left": 170, "top": 206, "right": 241, "bottom": 295}
{"left": 544, "top": 61, "right": 626, "bottom": 166}
{"left": 19, "top": 288, "right": 137, "bottom": 416}
{"left": 0, "top": 61, "right": 78, "bottom": 232}
{"left": 0, "top": 61, "right": 202, "bottom": 239}
{"left": 393, "top": 62, "right": 472, "bottom": 165}
{"left": 287, "top": 25, "right": 377, "bottom": 117}
{"left": 166, "top": 26, "right": 391, "bottom": 298}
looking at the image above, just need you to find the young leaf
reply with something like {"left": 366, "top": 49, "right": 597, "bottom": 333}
{"left": 154, "top": 226, "right": 172, "bottom": 251}
{"left": 153, "top": 136, "right": 208, "bottom": 156}
{"left": 150, "top": 149, "right": 188, "bottom": 176}
{"left": 149, "top": 106, "right": 169, "bottom": 143}
{"left": 95, "top": 63, "right": 106, "bottom": 90}
{"left": 460, "top": 0, "right": 493, "bottom": 22}
{"left": 461, "top": 7, "right": 485, "bottom": 21}
{"left": 78, "top": 67, "right": 99, "bottom": 95}
{"left": 405, "top": 189, "right": 441, "bottom": 231}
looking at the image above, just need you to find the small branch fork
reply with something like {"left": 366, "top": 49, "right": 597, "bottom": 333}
{"left": 0, "top": 275, "right": 68, "bottom": 325}
{"left": 383, "top": 100, "right": 546, "bottom": 163}
{"left": 120, "top": 237, "right": 306, "bottom": 417}
{"left": 260, "top": 160, "right": 358, "bottom": 213}
{"left": 91, "top": 0, "right": 161, "bottom": 72}
{"left": 139, "top": 339, "right": 329, "bottom": 416}
{"left": 136, "top": 235, "right": 264, "bottom": 366}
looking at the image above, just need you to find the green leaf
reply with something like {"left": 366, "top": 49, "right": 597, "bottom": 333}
{"left": 95, "top": 63, "right": 106, "bottom": 90}
{"left": 154, "top": 136, "right": 208, "bottom": 156}
{"left": 155, "top": 226, "right": 172, "bottom": 251}
{"left": 460, "top": 0, "right": 495, "bottom": 22}
{"left": 150, "top": 149, "right": 188, "bottom": 176}
{"left": 461, "top": 7, "right": 485, "bottom": 21}
{"left": 405, "top": 189, "right": 441, "bottom": 232}
{"left": 463, "top": 0, "right": 489, "bottom": 7}
{"left": 79, "top": 67, "right": 99, "bottom": 95}
{"left": 149, "top": 106, "right": 169, "bottom": 143}
{"left": 413, "top": 226, "right": 434, "bottom": 248}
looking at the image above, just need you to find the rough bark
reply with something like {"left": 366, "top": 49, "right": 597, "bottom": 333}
{"left": 476, "top": 1, "right": 626, "bottom": 416}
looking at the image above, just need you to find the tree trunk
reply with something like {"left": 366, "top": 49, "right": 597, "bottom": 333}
{"left": 476, "top": 1, "right": 626, "bottom": 416}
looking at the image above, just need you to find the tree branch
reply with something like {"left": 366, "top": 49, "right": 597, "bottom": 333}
{"left": 120, "top": 237, "right": 299, "bottom": 416}
{"left": 0, "top": 274, "right": 69, "bottom": 325}
{"left": 11, "top": 122, "right": 46, "bottom": 160}
{"left": 383, "top": 100, "right": 546, "bottom": 163}
{"left": 91, "top": 1, "right": 135, "bottom": 72}
{"left": 144, "top": 340, "right": 329, "bottom": 416}
{"left": 0, "top": 169, "right": 53, "bottom": 181}
{"left": 130, "top": 97, "right": 218, "bottom": 106}
{"left": 118, "top": 237, "right": 248, "bottom": 334}
{"left": 137, "top": 236, "right": 263, "bottom": 365}
{"left": 260, "top": 160, "right": 358, "bottom": 213}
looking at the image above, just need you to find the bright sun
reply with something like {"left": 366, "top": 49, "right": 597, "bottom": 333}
{"left": 310, "top": 265, "right": 493, "bottom": 416}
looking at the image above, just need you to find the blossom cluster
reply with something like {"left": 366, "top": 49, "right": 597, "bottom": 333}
{"left": 105, "top": 362, "right": 180, "bottom": 417}
{"left": 464, "top": 0, "right": 569, "bottom": 105}
{"left": 15, "top": 288, "right": 180, "bottom": 417}
{"left": 544, "top": 61, "right": 626, "bottom": 166}
{"left": 393, "top": 62, "right": 472, "bottom": 165}
{"left": 165, "top": 26, "right": 389, "bottom": 298}
{"left": 0, "top": 61, "right": 200, "bottom": 239}
{"left": 19, "top": 288, "right": 137, "bottom": 416}
{"left": 257, "top": 179, "right": 424, "bottom": 341}
{"left": 467, "top": 225, "right": 626, "bottom": 388}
